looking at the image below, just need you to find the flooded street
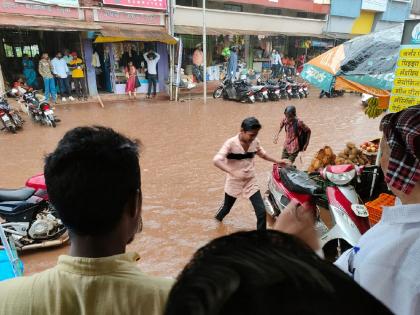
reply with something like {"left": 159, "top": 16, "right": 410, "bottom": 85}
{"left": 0, "top": 92, "right": 382, "bottom": 278}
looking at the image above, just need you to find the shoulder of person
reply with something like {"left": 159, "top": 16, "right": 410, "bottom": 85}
{"left": 0, "top": 273, "right": 39, "bottom": 313}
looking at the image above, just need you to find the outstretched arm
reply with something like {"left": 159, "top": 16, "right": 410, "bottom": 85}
{"left": 257, "top": 150, "right": 290, "bottom": 166}
{"left": 273, "top": 120, "right": 285, "bottom": 144}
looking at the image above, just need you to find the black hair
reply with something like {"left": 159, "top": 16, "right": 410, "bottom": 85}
{"left": 165, "top": 230, "right": 392, "bottom": 315}
{"left": 241, "top": 117, "right": 261, "bottom": 132}
{"left": 44, "top": 126, "right": 141, "bottom": 236}
{"left": 284, "top": 105, "right": 297, "bottom": 117}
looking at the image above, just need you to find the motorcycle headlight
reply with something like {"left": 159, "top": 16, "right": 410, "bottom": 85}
{"left": 325, "top": 170, "right": 355, "bottom": 185}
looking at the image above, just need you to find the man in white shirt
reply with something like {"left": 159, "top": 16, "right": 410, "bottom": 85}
{"left": 335, "top": 105, "right": 420, "bottom": 315}
{"left": 274, "top": 105, "right": 420, "bottom": 315}
{"left": 51, "top": 52, "right": 74, "bottom": 102}
{"left": 270, "top": 49, "right": 282, "bottom": 79}
{"left": 143, "top": 50, "right": 160, "bottom": 99}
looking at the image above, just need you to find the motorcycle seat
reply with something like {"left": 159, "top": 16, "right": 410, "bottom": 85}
{"left": 280, "top": 167, "right": 322, "bottom": 195}
{"left": 0, "top": 188, "right": 35, "bottom": 202}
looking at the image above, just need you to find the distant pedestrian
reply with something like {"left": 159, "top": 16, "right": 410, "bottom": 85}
{"left": 144, "top": 50, "right": 160, "bottom": 99}
{"left": 125, "top": 61, "right": 139, "bottom": 100}
{"left": 51, "top": 52, "right": 74, "bottom": 102}
{"left": 38, "top": 53, "right": 57, "bottom": 103}
{"left": 22, "top": 54, "right": 38, "bottom": 88}
{"left": 227, "top": 47, "right": 238, "bottom": 81}
{"left": 270, "top": 49, "right": 282, "bottom": 79}
{"left": 192, "top": 43, "right": 204, "bottom": 83}
{"left": 273, "top": 105, "right": 311, "bottom": 163}
{"left": 69, "top": 52, "right": 87, "bottom": 101}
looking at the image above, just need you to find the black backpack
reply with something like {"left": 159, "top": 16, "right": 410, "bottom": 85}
{"left": 293, "top": 120, "right": 310, "bottom": 152}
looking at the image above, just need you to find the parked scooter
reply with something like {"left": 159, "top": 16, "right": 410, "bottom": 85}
{"left": 319, "top": 89, "right": 345, "bottom": 98}
{"left": 15, "top": 89, "right": 58, "bottom": 128}
{"left": 256, "top": 78, "right": 280, "bottom": 101}
{"left": 285, "top": 79, "right": 301, "bottom": 100}
{"left": 0, "top": 92, "right": 24, "bottom": 133}
{"left": 213, "top": 79, "right": 255, "bottom": 103}
{"left": 299, "top": 82, "right": 309, "bottom": 98}
{"left": 0, "top": 174, "right": 68, "bottom": 251}
{"left": 264, "top": 164, "right": 377, "bottom": 261}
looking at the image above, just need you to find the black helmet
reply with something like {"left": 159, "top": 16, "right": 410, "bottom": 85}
{"left": 284, "top": 105, "right": 296, "bottom": 116}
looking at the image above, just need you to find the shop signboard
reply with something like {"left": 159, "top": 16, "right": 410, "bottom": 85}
{"left": 389, "top": 20, "right": 420, "bottom": 113}
{"left": 16, "top": 0, "right": 79, "bottom": 7}
{"left": 361, "top": 0, "right": 388, "bottom": 12}
{"left": 0, "top": 0, "right": 81, "bottom": 19}
{"left": 102, "top": 0, "right": 167, "bottom": 11}
{"left": 93, "top": 8, "right": 164, "bottom": 26}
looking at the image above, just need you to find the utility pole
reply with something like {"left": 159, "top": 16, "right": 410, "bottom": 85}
{"left": 203, "top": 0, "right": 207, "bottom": 103}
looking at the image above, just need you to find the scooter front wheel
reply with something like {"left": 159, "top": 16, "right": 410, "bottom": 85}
{"left": 213, "top": 87, "right": 223, "bottom": 99}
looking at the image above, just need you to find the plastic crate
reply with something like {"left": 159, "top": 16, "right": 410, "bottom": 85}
{"left": 365, "top": 193, "right": 396, "bottom": 225}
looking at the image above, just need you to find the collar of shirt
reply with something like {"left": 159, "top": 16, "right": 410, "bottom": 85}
{"left": 380, "top": 203, "right": 420, "bottom": 224}
{"left": 56, "top": 252, "right": 141, "bottom": 276}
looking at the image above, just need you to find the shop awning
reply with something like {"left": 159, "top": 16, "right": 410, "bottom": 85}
{"left": 95, "top": 24, "right": 177, "bottom": 45}
{"left": 0, "top": 14, "right": 101, "bottom": 32}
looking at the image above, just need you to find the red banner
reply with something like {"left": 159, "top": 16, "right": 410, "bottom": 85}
{"left": 102, "top": 0, "right": 167, "bottom": 11}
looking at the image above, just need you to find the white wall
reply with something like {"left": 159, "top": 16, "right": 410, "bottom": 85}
{"left": 174, "top": 6, "right": 326, "bottom": 36}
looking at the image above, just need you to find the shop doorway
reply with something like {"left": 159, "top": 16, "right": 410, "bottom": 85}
{"left": 0, "top": 29, "right": 81, "bottom": 89}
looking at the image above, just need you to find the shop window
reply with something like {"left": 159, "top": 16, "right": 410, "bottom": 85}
{"left": 264, "top": 8, "right": 282, "bottom": 15}
{"left": 15, "top": 47, "right": 22, "bottom": 58}
{"left": 224, "top": 4, "right": 242, "bottom": 12}
{"left": 30, "top": 45, "right": 39, "bottom": 57}
{"left": 3, "top": 44, "right": 14, "bottom": 57}
{"left": 23, "top": 46, "right": 32, "bottom": 56}
{"left": 297, "top": 12, "right": 308, "bottom": 18}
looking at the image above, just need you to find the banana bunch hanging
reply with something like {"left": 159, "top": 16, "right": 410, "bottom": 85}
{"left": 364, "top": 97, "right": 385, "bottom": 119}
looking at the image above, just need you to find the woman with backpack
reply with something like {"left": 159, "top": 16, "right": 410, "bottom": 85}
{"left": 273, "top": 105, "right": 311, "bottom": 163}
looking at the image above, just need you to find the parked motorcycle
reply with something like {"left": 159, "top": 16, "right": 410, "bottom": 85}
{"left": 256, "top": 78, "right": 280, "bottom": 101}
{"left": 319, "top": 89, "right": 345, "bottom": 98}
{"left": 264, "top": 164, "right": 378, "bottom": 261}
{"left": 16, "top": 89, "right": 58, "bottom": 128}
{"left": 286, "top": 80, "right": 301, "bottom": 100}
{"left": 299, "top": 82, "right": 309, "bottom": 98}
{"left": 0, "top": 174, "right": 68, "bottom": 251}
{"left": 251, "top": 85, "right": 269, "bottom": 102}
{"left": 213, "top": 79, "right": 255, "bottom": 103}
{"left": 0, "top": 92, "right": 24, "bottom": 133}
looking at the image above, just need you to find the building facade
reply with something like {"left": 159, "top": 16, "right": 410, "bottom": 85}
{"left": 0, "top": 0, "right": 175, "bottom": 96}
{"left": 326, "top": 0, "right": 412, "bottom": 37}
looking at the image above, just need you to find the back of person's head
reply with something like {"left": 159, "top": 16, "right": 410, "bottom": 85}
{"left": 164, "top": 230, "right": 392, "bottom": 315}
{"left": 284, "top": 105, "right": 296, "bottom": 117}
{"left": 380, "top": 105, "right": 420, "bottom": 195}
{"left": 241, "top": 117, "right": 261, "bottom": 132}
{"left": 44, "top": 126, "right": 141, "bottom": 236}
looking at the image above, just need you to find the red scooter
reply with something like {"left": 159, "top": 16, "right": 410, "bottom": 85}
{"left": 0, "top": 174, "right": 68, "bottom": 251}
{"left": 265, "top": 164, "right": 374, "bottom": 260}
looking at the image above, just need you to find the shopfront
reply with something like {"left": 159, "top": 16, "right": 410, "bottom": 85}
{"left": 0, "top": 0, "right": 99, "bottom": 89}
{"left": 87, "top": 6, "right": 176, "bottom": 95}
{"left": 0, "top": 0, "right": 175, "bottom": 97}
{"left": 175, "top": 33, "right": 288, "bottom": 83}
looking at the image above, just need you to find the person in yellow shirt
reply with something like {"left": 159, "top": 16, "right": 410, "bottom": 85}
{"left": 69, "top": 52, "right": 88, "bottom": 100}
{"left": 0, "top": 126, "right": 174, "bottom": 315}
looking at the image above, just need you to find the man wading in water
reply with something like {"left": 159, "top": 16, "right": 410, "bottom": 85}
{"left": 213, "top": 117, "right": 289, "bottom": 230}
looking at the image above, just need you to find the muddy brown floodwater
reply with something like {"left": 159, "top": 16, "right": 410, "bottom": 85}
{"left": 0, "top": 92, "right": 383, "bottom": 278}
